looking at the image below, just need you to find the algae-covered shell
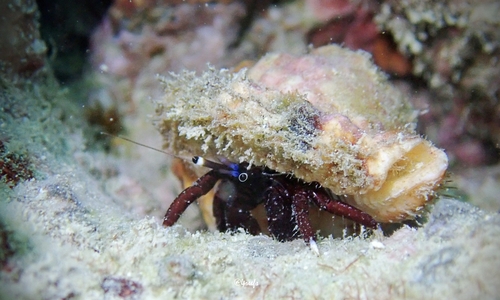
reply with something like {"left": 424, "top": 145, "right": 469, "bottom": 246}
{"left": 154, "top": 45, "right": 448, "bottom": 223}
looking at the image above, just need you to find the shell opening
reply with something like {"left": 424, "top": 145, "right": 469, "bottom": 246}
{"left": 353, "top": 140, "right": 448, "bottom": 222}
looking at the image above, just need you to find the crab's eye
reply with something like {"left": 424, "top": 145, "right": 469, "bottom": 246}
{"left": 238, "top": 173, "right": 248, "bottom": 182}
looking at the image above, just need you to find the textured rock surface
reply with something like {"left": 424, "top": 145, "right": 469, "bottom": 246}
{"left": 1, "top": 1, "right": 498, "bottom": 299}
{"left": 0, "top": 0, "right": 47, "bottom": 79}
{"left": 375, "top": 0, "right": 500, "bottom": 165}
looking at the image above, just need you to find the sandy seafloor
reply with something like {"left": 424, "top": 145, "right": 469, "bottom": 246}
{"left": 0, "top": 73, "right": 500, "bottom": 300}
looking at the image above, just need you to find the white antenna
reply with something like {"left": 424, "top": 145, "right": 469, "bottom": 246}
{"left": 100, "top": 132, "right": 183, "bottom": 159}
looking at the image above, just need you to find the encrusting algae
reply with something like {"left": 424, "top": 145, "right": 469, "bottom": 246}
{"left": 154, "top": 45, "right": 448, "bottom": 223}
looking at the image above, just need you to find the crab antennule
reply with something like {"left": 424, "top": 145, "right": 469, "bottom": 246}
{"left": 192, "top": 156, "right": 230, "bottom": 170}
{"left": 193, "top": 156, "right": 241, "bottom": 177}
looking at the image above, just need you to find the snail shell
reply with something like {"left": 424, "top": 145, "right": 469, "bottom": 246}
{"left": 154, "top": 45, "right": 448, "bottom": 223}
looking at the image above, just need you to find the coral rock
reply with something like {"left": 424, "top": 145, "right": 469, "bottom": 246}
{"left": 154, "top": 45, "right": 448, "bottom": 222}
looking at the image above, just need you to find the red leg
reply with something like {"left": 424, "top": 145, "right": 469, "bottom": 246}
{"left": 264, "top": 184, "right": 298, "bottom": 241}
{"left": 163, "top": 170, "right": 219, "bottom": 227}
{"left": 311, "top": 189, "right": 378, "bottom": 229}
{"left": 292, "top": 189, "right": 315, "bottom": 245}
{"left": 292, "top": 189, "right": 321, "bottom": 254}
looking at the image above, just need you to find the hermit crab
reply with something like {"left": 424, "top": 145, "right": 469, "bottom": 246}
{"left": 163, "top": 156, "right": 377, "bottom": 253}
{"left": 154, "top": 45, "right": 448, "bottom": 251}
